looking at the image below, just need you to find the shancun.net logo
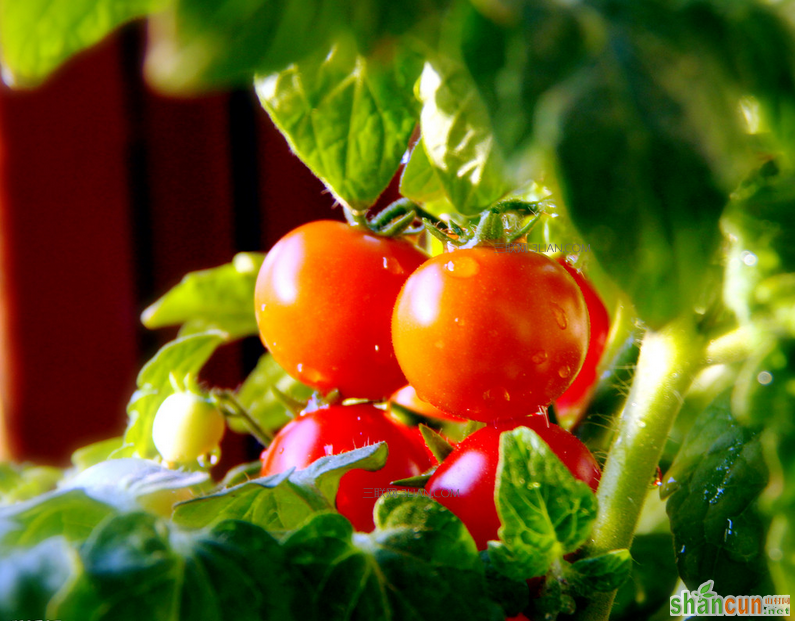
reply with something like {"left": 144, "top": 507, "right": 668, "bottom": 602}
{"left": 670, "top": 580, "right": 790, "bottom": 617}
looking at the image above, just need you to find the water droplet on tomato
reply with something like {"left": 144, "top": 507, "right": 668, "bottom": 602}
{"left": 383, "top": 256, "right": 404, "bottom": 275}
{"left": 444, "top": 256, "right": 480, "bottom": 278}
{"left": 551, "top": 303, "right": 568, "bottom": 329}
{"left": 532, "top": 351, "right": 548, "bottom": 364}
{"left": 278, "top": 447, "right": 285, "bottom": 454}
{"left": 298, "top": 365, "right": 327, "bottom": 385}
{"left": 374, "top": 344, "right": 380, "bottom": 352}
{"left": 484, "top": 387, "right": 510, "bottom": 402}
{"left": 260, "top": 304, "right": 266, "bottom": 311}
{"left": 558, "top": 366, "right": 571, "bottom": 378}
{"left": 324, "top": 444, "right": 334, "bottom": 456}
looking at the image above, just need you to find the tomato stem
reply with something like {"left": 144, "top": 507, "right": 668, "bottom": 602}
{"left": 210, "top": 390, "right": 274, "bottom": 447}
{"left": 575, "top": 315, "right": 706, "bottom": 621}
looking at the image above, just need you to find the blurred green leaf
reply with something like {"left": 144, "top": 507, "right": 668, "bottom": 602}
{"left": 488, "top": 427, "right": 597, "bottom": 580}
{"left": 52, "top": 513, "right": 306, "bottom": 621}
{"left": 566, "top": 549, "right": 632, "bottom": 595}
{"left": 172, "top": 443, "right": 387, "bottom": 533}
{"left": 400, "top": 139, "right": 446, "bottom": 203}
{"left": 609, "top": 533, "right": 679, "bottom": 621}
{"left": 0, "top": 0, "right": 168, "bottom": 87}
{"left": 142, "top": 252, "right": 264, "bottom": 339}
{"left": 664, "top": 391, "right": 771, "bottom": 595}
{"left": 461, "top": 0, "right": 589, "bottom": 155}
{"left": 556, "top": 53, "right": 727, "bottom": 329}
{"left": 479, "top": 550, "right": 530, "bottom": 617}
{"left": 0, "top": 536, "right": 77, "bottom": 620}
{"left": 123, "top": 331, "right": 227, "bottom": 459}
{"left": 71, "top": 437, "right": 124, "bottom": 472}
{"left": 282, "top": 495, "right": 503, "bottom": 621}
{"left": 257, "top": 41, "right": 422, "bottom": 210}
{"left": 234, "top": 353, "right": 312, "bottom": 435}
{"left": 418, "top": 57, "right": 512, "bottom": 214}
{"left": 0, "top": 463, "right": 62, "bottom": 505}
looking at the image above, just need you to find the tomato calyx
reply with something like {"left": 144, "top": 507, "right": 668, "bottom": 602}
{"left": 424, "top": 200, "right": 545, "bottom": 249}
{"left": 344, "top": 198, "right": 434, "bottom": 238}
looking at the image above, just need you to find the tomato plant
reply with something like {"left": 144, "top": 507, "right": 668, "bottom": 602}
{"left": 4, "top": 0, "right": 795, "bottom": 619}
{"left": 426, "top": 416, "right": 600, "bottom": 550}
{"left": 554, "top": 257, "right": 611, "bottom": 423}
{"left": 259, "top": 402, "right": 432, "bottom": 531}
{"left": 392, "top": 246, "right": 589, "bottom": 421}
{"left": 255, "top": 220, "right": 427, "bottom": 400}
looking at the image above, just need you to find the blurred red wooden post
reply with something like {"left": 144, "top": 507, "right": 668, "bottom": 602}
{"left": 0, "top": 38, "right": 138, "bottom": 463}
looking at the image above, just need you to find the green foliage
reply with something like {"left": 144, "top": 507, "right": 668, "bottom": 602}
{"left": 0, "top": 0, "right": 169, "bottom": 86}
{"left": 142, "top": 252, "right": 264, "bottom": 339}
{"left": 663, "top": 391, "right": 771, "bottom": 595}
{"left": 0, "top": 463, "right": 62, "bottom": 505}
{"left": 173, "top": 443, "right": 387, "bottom": 532}
{"left": 489, "top": 427, "right": 598, "bottom": 580}
{"left": 282, "top": 496, "right": 504, "bottom": 621}
{"left": 257, "top": 42, "right": 422, "bottom": 210}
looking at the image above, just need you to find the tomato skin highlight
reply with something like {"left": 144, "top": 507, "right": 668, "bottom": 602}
{"left": 554, "top": 258, "right": 610, "bottom": 421}
{"left": 389, "top": 384, "right": 466, "bottom": 422}
{"left": 392, "top": 247, "right": 589, "bottom": 421}
{"left": 425, "top": 416, "right": 601, "bottom": 550}
{"left": 255, "top": 220, "right": 428, "bottom": 401}
{"left": 259, "top": 403, "right": 432, "bottom": 531}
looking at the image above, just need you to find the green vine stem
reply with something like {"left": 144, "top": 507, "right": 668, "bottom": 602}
{"left": 576, "top": 315, "right": 707, "bottom": 621}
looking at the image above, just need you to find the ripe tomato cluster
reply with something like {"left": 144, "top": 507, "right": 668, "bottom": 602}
{"left": 254, "top": 219, "right": 608, "bottom": 553}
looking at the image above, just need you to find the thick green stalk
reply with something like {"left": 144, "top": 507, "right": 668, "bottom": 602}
{"left": 576, "top": 316, "right": 706, "bottom": 621}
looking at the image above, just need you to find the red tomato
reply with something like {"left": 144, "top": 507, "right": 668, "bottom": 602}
{"left": 389, "top": 385, "right": 466, "bottom": 422}
{"left": 554, "top": 258, "right": 610, "bottom": 421}
{"left": 392, "top": 247, "right": 589, "bottom": 421}
{"left": 259, "top": 403, "right": 432, "bottom": 531}
{"left": 255, "top": 221, "right": 427, "bottom": 400}
{"left": 425, "top": 417, "right": 601, "bottom": 550}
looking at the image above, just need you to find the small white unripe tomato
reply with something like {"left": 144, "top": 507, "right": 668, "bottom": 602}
{"left": 152, "top": 392, "right": 226, "bottom": 463}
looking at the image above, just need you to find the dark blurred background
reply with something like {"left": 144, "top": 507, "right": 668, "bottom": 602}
{"left": 0, "top": 24, "right": 350, "bottom": 465}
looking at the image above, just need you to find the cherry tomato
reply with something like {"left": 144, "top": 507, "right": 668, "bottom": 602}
{"left": 392, "top": 247, "right": 589, "bottom": 421}
{"left": 389, "top": 385, "right": 466, "bottom": 422}
{"left": 255, "top": 221, "right": 427, "bottom": 400}
{"left": 152, "top": 392, "right": 226, "bottom": 464}
{"left": 259, "top": 403, "right": 432, "bottom": 531}
{"left": 554, "top": 258, "right": 610, "bottom": 421}
{"left": 425, "top": 416, "right": 601, "bottom": 550}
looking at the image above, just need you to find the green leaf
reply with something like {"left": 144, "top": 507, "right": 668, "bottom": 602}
{"left": 0, "top": 463, "right": 62, "bottom": 505}
{"left": 141, "top": 252, "right": 264, "bottom": 339}
{"left": 566, "top": 549, "right": 632, "bottom": 595}
{"left": 487, "top": 427, "right": 598, "bottom": 580}
{"left": 0, "top": 459, "right": 208, "bottom": 548}
{"left": 609, "top": 533, "right": 679, "bottom": 621}
{"left": 664, "top": 391, "right": 771, "bottom": 595}
{"left": 399, "top": 139, "right": 446, "bottom": 203}
{"left": 0, "top": 536, "right": 78, "bottom": 620}
{"left": 71, "top": 437, "right": 125, "bottom": 472}
{"left": 257, "top": 41, "right": 422, "bottom": 210}
{"left": 418, "top": 57, "right": 512, "bottom": 214}
{"left": 172, "top": 443, "right": 388, "bottom": 533}
{"left": 52, "top": 513, "right": 306, "bottom": 621}
{"left": 555, "top": 49, "right": 728, "bottom": 329}
{"left": 123, "top": 330, "right": 227, "bottom": 459}
{"left": 145, "top": 0, "right": 339, "bottom": 92}
{"left": 723, "top": 170, "right": 795, "bottom": 333}
{"left": 0, "top": 0, "right": 168, "bottom": 87}
{"left": 234, "top": 353, "right": 312, "bottom": 435}
{"left": 460, "top": 0, "right": 588, "bottom": 155}
{"left": 282, "top": 494, "right": 503, "bottom": 620}
{"left": 479, "top": 550, "right": 530, "bottom": 617}
{"left": 0, "top": 490, "right": 114, "bottom": 549}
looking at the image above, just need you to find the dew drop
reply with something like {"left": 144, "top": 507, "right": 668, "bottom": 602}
{"left": 324, "top": 444, "right": 334, "bottom": 456}
{"left": 551, "top": 303, "right": 568, "bottom": 329}
{"left": 278, "top": 447, "right": 285, "bottom": 454}
{"left": 444, "top": 256, "right": 480, "bottom": 278}
{"left": 558, "top": 365, "right": 571, "bottom": 378}
{"left": 532, "top": 351, "right": 548, "bottom": 364}
{"left": 298, "top": 365, "right": 327, "bottom": 385}
{"left": 758, "top": 371, "right": 773, "bottom": 385}
{"left": 741, "top": 250, "right": 758, "bottom": 266}
{"left": 260, "top": 304, "right": 266, "bottom": 311}
{"left": 383, "top": 256, "right": 404, "bottom": 275}
{"left": 374, "top": 344, "right": 380, "bottom": 352}
{"left": 484, "top": 387, "right": 511, "bottom": 402}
